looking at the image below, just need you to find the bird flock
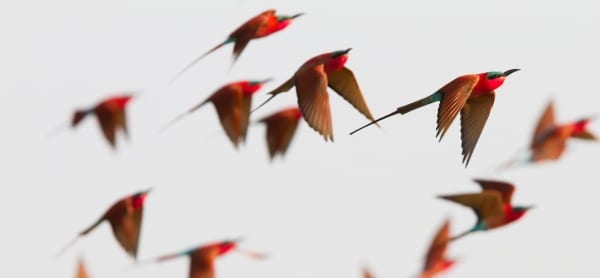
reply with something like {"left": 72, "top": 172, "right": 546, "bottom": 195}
{"left": 47, "top": 7, "right": 598, "bottom": 278}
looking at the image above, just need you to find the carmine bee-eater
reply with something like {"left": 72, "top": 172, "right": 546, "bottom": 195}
{"left": 438, "top": 179, "right": 533, "bottom": 241}
{"left": 525, "top": 101, "right": 596, "bottom": 162}
{"left": 258, "top": 107, "right": 303, "bottom": 160}
{"left": 70, "top": 94, "right": 136, "bottom": 149}
{"left": 162, "top": 79, "right": 270, "bottom": 148}
{"left": 350, "top": 69, "right": 520, "bottom": 166}
{"left": 252, "top": 48, "right": 378, "bottom": 141}
{"left": 142, "top": 238, "right": 265, "bottom": 278}
{"left": 419, "top": 219, "right": 455, "bottom": 278}
{"left": 56, "top": 189, "right": 151, "bottom": 260}
{"left": 171, "top": 9, "right": 303, "bottom": 82}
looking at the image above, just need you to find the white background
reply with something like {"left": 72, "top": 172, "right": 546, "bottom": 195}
{"left": 1, "top": 0, "right": 598, "bottom": 277}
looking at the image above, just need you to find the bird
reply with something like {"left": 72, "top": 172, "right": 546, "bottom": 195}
{"left": 438, "top": 179, "right": 533, "bottom": 241}
{"left": 363, "top": 266, "right": 375, "bottom": 278}
{"left": 75, "top": 258, "right": 90, "bottom": 278}
{"left": 160, "top": 79, "right": 271, "bottom": 148}
{"left": 252, "top": 48, "right": 378, "bottom": 141}
{"left": 141, "top": 238, "right": 265, "bottom": 278}
{"left": 501, "top": 101, "right": 597, "bottom": 168}
{"left": 257, "top": 106, "right": 303, "bottom": 160}
{"left": 56, "top": 188, "right": 152, "bottom": 260}
{"left": 69, "top": 94, "right": 136, "bottom": 149}
{"left": 170, "top": 9, "right": 303, "bottom": 82}
{"left": 349, "top": 69, "right": 520, "bottom": 166}
{"left": 419, "top": 219, "right": 456, "bottom": 278}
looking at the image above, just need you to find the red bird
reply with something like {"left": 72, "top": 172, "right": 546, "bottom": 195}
{"left": 350, "top": 69, "right": 520, "bottom": 166}
{"left": 419, "top": 219, "right": 456, "bottom": 278}
{"left": 171, "top": 9, "right": 303, "bottom": 82}
{"left": 253, "top": 48, "right": 377, "bottom": 141}
{"left": 57, "top": 189, "right": 151, "bottom": 260}
{"left": 258, "top": 107, "right": 303, "bottom": 160}
{"left": 439, "top": 179, "right": 533, "bottom": 241}
{"left": 499, "top": 101, "right": 597, "bottom": 170}
{"left": 145, "top": 238, "right": 265, "bottom": 278}
{"left": 70, "top": 94, "right": 136, "bottom": 149}
{"left": 162, "top": 79, "right": 270, "bottom": 148}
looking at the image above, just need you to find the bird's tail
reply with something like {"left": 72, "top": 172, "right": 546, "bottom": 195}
{"left": 449, "top": 229, "right": 472, "bottom": 242}
{"left": 169, "top": 39, "right": 233, "bottom": 84}
{"left": 157, "top": 101, "right": 207, "bottom": 134}
{"left": 495, "top": 147, "right": 532, "bottom": 173}
{"left": 349, "top": 110, "right": 400, "bottom": 135}
{"left": 54, "top": 218, "right": 103, "bottom": 259}
{"left": 396, "top": 93, "right": 440, "bottom": 115}
{"left": 349, "top": 93, "right": 439, "bottom": 135}
{"left": 250, "top": 94, "right": 277, "bottom": 114}
{"left": 46, "top": 110, "right": 90, "bottom": 138}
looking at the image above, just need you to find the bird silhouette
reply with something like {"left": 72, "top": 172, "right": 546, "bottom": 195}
{"left": 68, "top": 94, "right": 136, "bottom": 149}
{"left": 171, "top": 9, "right": 303, "bottom": 82}
{"left": 350, "top": 69, "right": 520, "bottom": 166}
{"left": 252, "top": 48, "right": 377, "bottom": 141}
{"left": 257, "top": 107, "right": 303, "bottom": 160}
{"left": 161, "top": 79, "right": 270, "bottom": 148}
{"left": 438, "top": 179, "right": 533, "bottom": 241}
{"left": 56, "top": 188, "right": 151, "bottom": 260}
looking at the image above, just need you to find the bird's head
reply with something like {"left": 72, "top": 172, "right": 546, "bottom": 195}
{"left": 480, "top": 69, "right": 520, "bottom": 91}
{"left": 325, "top": 48, "right": 352, "bottom": 72}
{"left": 131, "top": 188, "right": 152, "bottom": 209}
{"left": 243, "top": 79, "right": 272, "bottom": 95}
{"left": 270, "top": 13, "right": 303, "bottom": 33}
{"left": 573, "top": 116, "right": 595, "bottom": 132}
{"left": 215, "top": 239, "right": 239, "bottom": 256}
{"left": 508, "top": 205, "right": 534, "bottom": 222}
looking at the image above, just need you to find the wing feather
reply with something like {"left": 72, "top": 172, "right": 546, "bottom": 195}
{"left": 459, "top": 93, "right": 495, "bottom": 166}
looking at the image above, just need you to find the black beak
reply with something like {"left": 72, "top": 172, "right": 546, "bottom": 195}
{"left": 291, "top": 13, "right": 305, "bottom": 19}
{"left": 503, "top": 68, "right": 520, "bottom": 77}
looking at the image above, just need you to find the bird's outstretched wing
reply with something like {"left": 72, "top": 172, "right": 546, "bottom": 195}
{"left": 438, "top": 192, "right": 504, "bottom": 221}
{"left": 459, "top": 93, "right": 495, "bottom": 166}
{"left": 531, "top": 101, "right": 556, "bottom": 148}
{"left": 296, "top": 66, "right": 333, "bottom": 141}
{"left": 436, "top": 75, "right": 479, "bottom": 140}
{"left": 327, "top": 66, "right": 377, "bottom": 122}
{"left": 473, "top": 179, "right": 514, "bottom": 205}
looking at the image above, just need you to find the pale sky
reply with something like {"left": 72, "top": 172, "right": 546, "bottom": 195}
{"left": 1, "top": 0, "right": 599, "bottom": 277}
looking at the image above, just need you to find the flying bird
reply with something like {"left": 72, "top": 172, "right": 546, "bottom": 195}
{"left": 258, "top": 107, "right": 303, "bottom": 160}
{"left": 252, "top": 48, "right": 378, "bottom": 141}
{"left": 350, "top": 69, "right": 520, "bottom": 166}
{"left": 142, "top": 238, "right": 265, "bottom": 278}
{"left": 419, "top": 219, "right": 456, "bottom": 278}
{"left": 171, "top": 9, "right": 303, "bottom": 82}
{"left": 500, "top": 101, "right": 597, "bottom": 169}
{"left": 438, "top": 179, "right": 533, "bottom": 241}
{"left": 161, "top": 79, "right": 270, "bottom": 148}
{"left": 68, "top": 94, "right": 136, "bottom": 149}
{"left": 56, "top": 189, "right": 151, "bottom": 260}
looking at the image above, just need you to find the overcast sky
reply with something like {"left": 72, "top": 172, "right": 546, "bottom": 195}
{"left": 1, "top": 0, "right": 599, "bottom": 277}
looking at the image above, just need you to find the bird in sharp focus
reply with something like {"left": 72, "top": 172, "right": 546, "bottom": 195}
{"left": 350, "top": 69, "right": 520, "bottom": 166}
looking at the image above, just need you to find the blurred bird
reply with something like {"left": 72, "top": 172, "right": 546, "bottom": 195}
{"left": 68, "top": 94, "right": 136, "bottom": 149}
{"left": 252, "top": 48, "right": 377, "bottom": 141}
{"left": 141, "top": 238, "right": 265, "bottom": 278}
{"left": 499, "top": 101, "right": 597, "bottom": 169}
{"left": 56, "top": 189, "right": 151, "bottom": 260}
{"left": 438, "top": 179, "right": 533, "bottom": 241}
{"left": 419, "top": 219, "right": 456, "bottom": 278}
{"left": 171, "top": 9, "right": 303, "bottom": 82}
{"left": 258, "top": 107, "right": 303, "bottom": 160}
{"left": 350, "top": 69, "right": 520, "bottom": 166}
{"left": 160, "top": 79, "right": 270, "bottom": 148}
{"left": 76, "top": 258, "right": 90, "bottom": 278}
